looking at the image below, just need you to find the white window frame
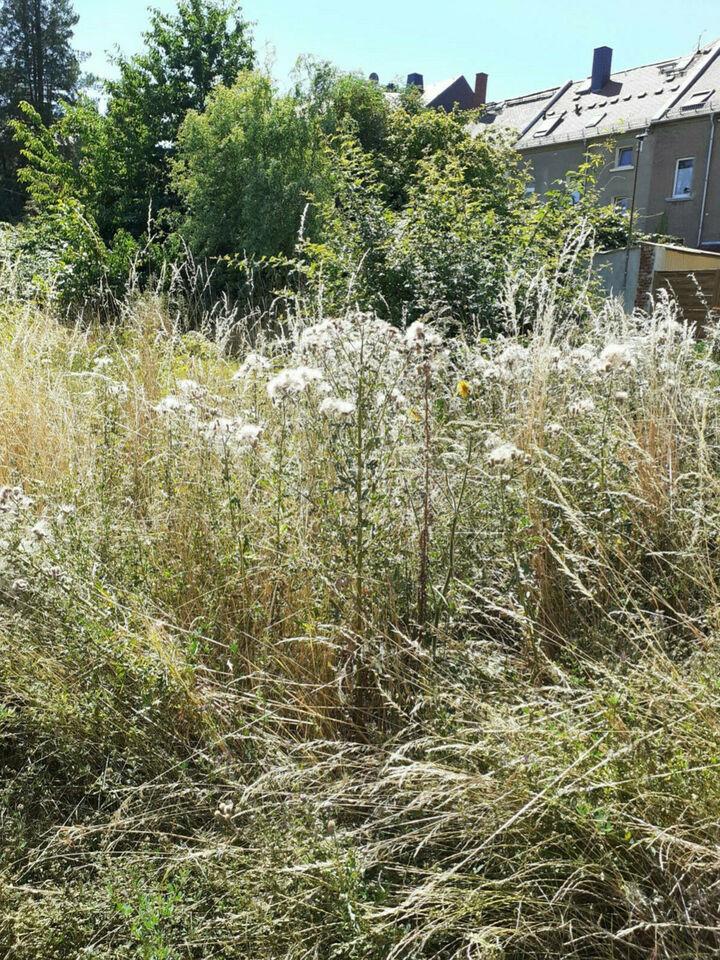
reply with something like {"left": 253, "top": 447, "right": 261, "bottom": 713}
{"left": 672, "top": 157, "right": 695, "bottom": 199}
{"left": 532, "top": 115, "right": 562, "bottom": 138}
{"left": 682, "top": 89, "right": 714, "bottom": 111}
{"left": 585, "top": 111, "right": 607, "bottom": 130}
{"left": 614, "top": 145, "right": 634, "bottom": 169}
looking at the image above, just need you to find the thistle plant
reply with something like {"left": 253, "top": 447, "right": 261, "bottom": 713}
{"left": 2, "top": 269, "right": 720, "bottom": 960}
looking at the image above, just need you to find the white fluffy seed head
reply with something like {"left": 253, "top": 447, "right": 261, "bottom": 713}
{"left": 154, "top": 394, "right": 194, "bottom": 416}
{"left": 497, "top": 343, "right": 528, "bottom": 368}
{"left": 593, "top": 343, "right": 636, "bottom": 374}
{"left": 232, "top": 353, "right": 271, "bottom": 382}
{"left": 319, "top": 397, "right": 356, "bottom": 419}
{"left": 234, "top": 424, "right": 263, "bottom": 446}
{"left": 569, "top": 397, "right": 596, "bottom": 416}
{"left": 486, "top": 442, "right": 526, "bottom": 467}
{"left": 404, "top": 321, "right": 443, "bottom": 352}
{"left": 267, "top": 366, "right": 323, "bottom": 402}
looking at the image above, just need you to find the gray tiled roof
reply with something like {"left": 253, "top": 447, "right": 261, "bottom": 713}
{"left": 422, "top": 76, "right": 464, "bottom": 106}
{"left": 383, "top": 75, "right": 475, "bottom": 110}
{"left": 471, "top": 40, "right": 720, "bottom": 148}
{"left": 666, "top": 51, "right": 720, "bottom": 120}
{"left": 481, "top": 86, "right": 560, "bottom": 135}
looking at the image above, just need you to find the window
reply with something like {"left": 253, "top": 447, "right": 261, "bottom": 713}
{"left": 585, "top": 111, "right": 607, "bottom": 129}
{"left": 616, "top": 145, "right": 634, "bottom": 168}
{"left": 673, "top": 157, "right": 695, "bottom": 198}
{"left": 682, "top": 89, "right": 714, "bottom": 110}
{"left": 614, "top": 196, "right": 631, "bottom": 213}
{"left": 532, "top": 115, "right": 563, "bottom": 138}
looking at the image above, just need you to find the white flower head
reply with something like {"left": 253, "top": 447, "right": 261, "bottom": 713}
{"left": 203, "top": 418, "right": 263, "bottom": 451}
{"left": 569, "top": 396, "right": 596, "bottom": 416}
{"left": 497, "top": 343, "right": 529, "bottom": 368}
{"left": 0, "top": 486, "right": 33, "bottom": 514}
{"left": 107, "top": 381, "right": 129, "bottom": 400}
{"left": 267, "top": 366, "right": 323, "bottom": 402}
{"left": 486, "top": 442, "right": 527, "bottom": 468}
{"left": 376, "top": 387, "right": 408, "bottom": 410}
{"left": 154, "top": 394, "right": 194, "bottom": 416}
{"left": 56, "top": 503, "right": 76, "bottom": 526}
{"left": 594, "top": 343, "right": 636, "bottom": 374}
{"left": 177, "top": 379, "right": 206, "bottom": 399}
{"left": 233, "top": 423, "right": 263, "bottom": 448}
{"left": 204, "top": 416, "right": 240, "bottom": 438}
{"left": 656, "top": 317, "right": 684, "bottom": 340}
{"left": 93, "top": 356, "right": 113, "bottom": 370}
{"left": 404, "top": 321, "right": 443, "bottom": 352}
{"left": 479, "top": 361, "right": 508, "bottom": 383}
{"left": 569, "top": 346, "right": 594, "bottom": 367}
{"left": 27, "top": 519, "right": 53, "bottom": 545}
{"left": 32, "top": 519, "right": 51, "bottom": 540}
{"left": 215, "top": 799, "right": 235, "bottom": 821}
{"left": 232, "top": 352, "right": 271, "bottom": 382}
{"left": 320, "top": 397, "right": 356, "bottom": 419}
{"left": 298, "top": 319, "right": 338, "bottom": 353}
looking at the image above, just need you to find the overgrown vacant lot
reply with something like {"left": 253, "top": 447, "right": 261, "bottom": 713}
{"left": 1, "top": 278, "right": 720, "bottom": 959}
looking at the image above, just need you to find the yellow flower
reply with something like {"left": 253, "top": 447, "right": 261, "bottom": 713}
{"left": 456, "top": 380, "right": 472, "bottom": 400}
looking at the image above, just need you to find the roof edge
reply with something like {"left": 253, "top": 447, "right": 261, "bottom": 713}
{"left": 652, "top": 39, "right": 720, "bottom": 122}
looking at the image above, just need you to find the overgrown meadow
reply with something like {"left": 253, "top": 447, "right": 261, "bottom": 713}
{"left": 2, "top": 256, "right": 720, "bottom": 959}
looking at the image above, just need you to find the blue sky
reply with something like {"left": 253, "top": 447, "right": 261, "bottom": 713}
{"left": 74, "top": 0, "right": 719, "bottom": 100}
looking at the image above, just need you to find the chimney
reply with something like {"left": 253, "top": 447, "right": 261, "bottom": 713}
{"left": 591, "top": 46, "right": 613, "bottom": 93}
{"left": 407, "top": 72, "right": 424, "bottom": 90}
{"left": 474, "top": 72, "right": 488, "bottom": 107}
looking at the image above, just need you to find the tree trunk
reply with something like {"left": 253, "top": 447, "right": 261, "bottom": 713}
{"left": 31, "top": 0, "right": 45, "bottom": 119}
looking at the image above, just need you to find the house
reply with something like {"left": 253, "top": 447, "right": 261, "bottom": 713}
{"left": 373, "top": 44, "right": 720, "bottom": 315}
{"left": 471, "top": 40, "right": 720, "bottom": 251}
{"left": 371, "top": 71, "right": 488, "bottom": 111}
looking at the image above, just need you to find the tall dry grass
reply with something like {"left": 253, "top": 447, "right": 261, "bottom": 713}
{"left": 1, "top": 270, "right": 720, "bottom": 958}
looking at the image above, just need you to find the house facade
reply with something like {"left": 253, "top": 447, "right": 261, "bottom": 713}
{"left": 472, "top": 41, "right": 720, "bottom": 250}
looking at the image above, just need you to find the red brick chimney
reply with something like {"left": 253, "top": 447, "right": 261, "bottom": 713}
{"left": 474, "top": 72, "right": 488, "bottom": 107}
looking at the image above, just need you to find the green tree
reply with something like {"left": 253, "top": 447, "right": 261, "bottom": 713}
{"left": 305, "top": 106, "right": 627, "bottom": 329}
{"left": 101, "top": 0, "right": 255, "bottom": 235}
{"left": 12, "top": 0, "right": 255, "bottom": 241}
{"left": 11, "top": 100, "right": 138, "bottom": 312}
{"left": 110, "top": 0, "right": 255, "bottom": 142}
{"left": 174, "top": 71, "right": 332, "bottom": 260}
{"left": 0, "top": 0, "right": 82, "bottom": 218}
{"left": 295, "top": 60, "right": 391, "bottom": 153}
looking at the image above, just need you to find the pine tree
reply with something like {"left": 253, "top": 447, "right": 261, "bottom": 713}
{"left": 0, "top": 0, "right": 82, "bottom": 218}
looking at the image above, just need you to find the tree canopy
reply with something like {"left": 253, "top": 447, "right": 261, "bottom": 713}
{"left": 0, "top": 0, "right": 83, "bottom": 218}
{"left": 7, "top": 3, "right": 631, "bottom": 323}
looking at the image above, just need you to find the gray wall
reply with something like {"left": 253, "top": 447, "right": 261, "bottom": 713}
{"left": 594, "top": 246, "right": 640, "bottom": 310}
{"left": 521, "top": 116, "right": 720, "bottom": 248}
{"left": 644, "top": 115, "right": 719, "bottom": 247}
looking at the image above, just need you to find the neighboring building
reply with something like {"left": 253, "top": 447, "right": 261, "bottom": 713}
{"left": 372, "top": 71, "right": 488, "bottom": 111}
{"left": 377, "top": 44, "right": 720, "bottom": 317}
{"left": 472, "top": 40, "right": 720, "bottom": 250}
